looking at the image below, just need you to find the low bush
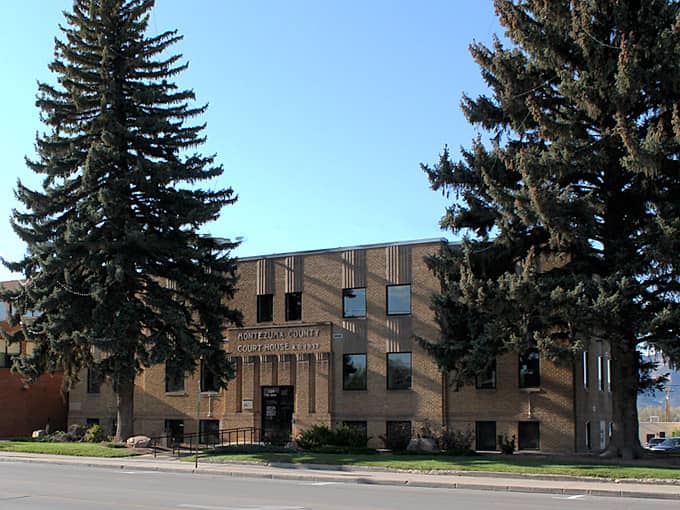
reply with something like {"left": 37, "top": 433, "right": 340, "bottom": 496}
{"left": 84, "top": 424, "right": 107, "bottom": 443}
{"left": 297, "top": 423, "right": 370, "bottom": 451}
{"left": 440, "top": 429, "right": 475, "bottom": 455}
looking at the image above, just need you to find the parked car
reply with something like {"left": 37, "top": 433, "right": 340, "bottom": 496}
{"left": 646, "top": 437, "right": 666, "bottom": 449}
{"left": 649, "top": 437, "right": 680, "bottom": 452}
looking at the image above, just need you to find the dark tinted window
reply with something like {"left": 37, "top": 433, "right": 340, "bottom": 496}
{"left": 343, "top": 288, "right": 366, "bottom": 318}
{"left": 87, "top": 367, "right": 102, "bottom": 394}
{"left": 86, "top": 418, "right": 100, "bottom": 427}
{"left": 342, "top": 421, "right": 368, "bottom": 437}
{"left": 164, "top": 419, "right": 184, "bottom": 444}
{"left": 519, "top": 349, "right": 540, "bottom": 388}
{"left": 285, "top": 292, "right": 302, "bottom": 321}
{"left": 387, "top": 352, "right": 412, "bottom": 390}
{"left": 475, "top": 359, "right": 496, "bottom": 389}
{"left": 475, "top": 421, "right": 497, "bottom": 451}
{"left": 343, "top": 354, "right": 367, "bottom": 390}
{"left": 385, "top": 421, "right": 411, "bottom": 450}
{"left": 518, "top": 421, "right": 540, "bottom": 450}
{"left": 200, "top": 359, "right": 219, "bottom": 393}
{"left": 165, "top": 363, "right": 184, "bottom": 393}
{"left": 387, "top": 285, "right": 411, "bottom": 315}
{"left": 257, "top": 294, "right": 273, "bottom": 323}
{"left": 199, "top": 419, "right": 219, "bottom": 444}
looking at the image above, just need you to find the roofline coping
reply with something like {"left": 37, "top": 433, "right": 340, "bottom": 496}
{"left": 237, "top": 238, "right": 450, "bottom": 261}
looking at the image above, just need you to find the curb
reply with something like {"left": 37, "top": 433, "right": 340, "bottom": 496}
{"left": 0, "top": 454, "right": 679, "bottom": 500}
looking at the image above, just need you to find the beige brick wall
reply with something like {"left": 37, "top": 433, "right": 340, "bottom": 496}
{"left": 69, "top": 239, "right": 599, "bottom": 453}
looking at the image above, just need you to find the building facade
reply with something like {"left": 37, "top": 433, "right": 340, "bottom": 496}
{"left": 0, "top": 281, "right": 68, "bottom": 438}
{"left": 67, "top": 239, "right": 612, "bottom": 453}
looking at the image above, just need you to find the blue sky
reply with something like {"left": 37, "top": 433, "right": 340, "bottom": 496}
{"left": 0, "top": 1, "right": 501, "bottom": 281}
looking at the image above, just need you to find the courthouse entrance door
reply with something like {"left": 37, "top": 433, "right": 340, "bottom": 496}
{"left": 261, "top": 386, "right": 294, "bottom": 444}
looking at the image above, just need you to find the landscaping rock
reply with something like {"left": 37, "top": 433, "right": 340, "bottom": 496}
{"left": 126, "top": 435, "right": 152, "bottom": 448}
{"left": 407, "top": 437, "right": 438, "bottom": 452}
{"left": 32, "top": 429, "right": 46, "bottom": 439}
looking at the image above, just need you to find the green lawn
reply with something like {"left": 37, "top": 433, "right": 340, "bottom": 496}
{"left": 0, "top": 441, "right": 140, "bottom": 457}
{"left": 192, "top": 448, "right": 680, "bottom": 480}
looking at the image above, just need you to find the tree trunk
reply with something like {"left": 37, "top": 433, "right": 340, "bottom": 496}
{"left": 115, "top": 377, "right": 135, "bottom": 442}
{"left": 605, "top": 341, "right": 645, "bottom": 459}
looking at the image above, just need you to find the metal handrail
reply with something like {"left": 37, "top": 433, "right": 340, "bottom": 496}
{"left": 150, "top": 427, "right": 262, "bottom": 459}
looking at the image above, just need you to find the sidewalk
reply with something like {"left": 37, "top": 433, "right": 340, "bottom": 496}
{"left": 1, "top": 451, "right": 679, "bottom": 500}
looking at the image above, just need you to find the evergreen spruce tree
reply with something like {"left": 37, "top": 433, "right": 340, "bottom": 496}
{"left": 1, "top": 0, "right": 242, "bottom": 441}
{"left": 421, "top": 0, "right": 679, "bottom": 459}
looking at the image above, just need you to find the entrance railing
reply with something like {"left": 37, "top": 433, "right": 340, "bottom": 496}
{"left": 150, "top": 426, "right": 262, "bottom": 459}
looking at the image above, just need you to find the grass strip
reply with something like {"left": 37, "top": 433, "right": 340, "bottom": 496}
{"left": 191, "top": 449, "right": 680, "bottom": 480}
{"left": 0, "top": 440, "right": 140, "bottom": 457}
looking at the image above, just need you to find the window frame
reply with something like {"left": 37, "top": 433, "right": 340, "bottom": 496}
{"left": 386, "top": 284, "right": 411, "bottom": 316}
{"left": 582, "top": 351, "right": 589, "bottom": 389}
{"left": 342, "top": 287, "right": 367, "bottom": 319}
{"left": 342, "top": 353, "right": 367, "bottom": 391}
{"left": 200, "top": 358, "right": 219, "bottom": 393}
{"left": 475, "top": 421, "right": 497, "bottom": 451}
{"left": 87, "top": 367, "right": 102, "bottom": 394}
{"left": 386, "top": 352, "right": 412, "bottom": 390}
{"left": 165, "top": 362, "right": 185, "bottom": 394}
{"left": 518, "top": 348, "right": 540, "bottom": 388}
{"left": 285, "top": 292, "right": 302, "bottom": 322}
{"left": 475, "top": 358, "right": 497, "bottom": 389}
{"left": 256, "top": 294, "right": 274, "bottom": 323}
{"left": 518, "top": 421, "right": 540, "bottom": 450}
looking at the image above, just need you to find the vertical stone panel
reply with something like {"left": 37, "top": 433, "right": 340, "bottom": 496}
{"left": 284, "top": 256, "right": 303, "bottom": 293}
{"left": 385, "top": 316, "right": 412, "bottom": 352}
{"left": 341, "top": 320, "right": 368, "bottom": 353}
{"left": 385, "top": 245, "right": 412, "bottom": 284}
{"left": 256, "top": 259, "right": 274, "bottom": 295}
{"left": 342, "top": 250, "right": 367, "bottom": 289}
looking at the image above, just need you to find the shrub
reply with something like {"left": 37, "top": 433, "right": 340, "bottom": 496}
{"left": 296, "top": 424, "right": 336, "bottom": 450}
{"left": 334, "top": 424, "right": 369, "bottom": 448}
{"left": 67, "top": 424, "right": 87, "bottom": 442}
{"left": 379, "top": 426, "right": 411, "bottom": 451}
{"left": 440, "top": 429, "right": 475, "bottom": 455}
{"left": 84, "top": 424, "right": 107, "bottom": 443}
{"left": 499, "top": 434, "right": 516, "bottom": 455}
{"left": 48, "top": 431, "right": 70, "bottom": 443}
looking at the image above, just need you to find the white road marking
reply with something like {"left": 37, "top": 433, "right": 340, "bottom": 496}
{"left": 177, "top": 505, "right": 306, "bottom": 510}
{"left": 307, "top": 482, "right": 340, "bottom": 486}
{"left": 552, "top": 494, "right": 586, "bottom": 500}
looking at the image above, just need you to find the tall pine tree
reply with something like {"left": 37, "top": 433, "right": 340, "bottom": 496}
{"left": 1, "top": 0, "right": 242, "bottom": 441}
{"left": 421, "top": 0, "right": 679, "bottom": 459}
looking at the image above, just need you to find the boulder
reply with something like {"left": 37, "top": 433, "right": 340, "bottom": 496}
{"left": 406, "top": 437, "right": 438, "bottom": 453}
{"left": 32, "top": 429, "right": 46, "bottom": 439}
{"left": 126, "top": 435, "right": 152, "bottom": 448}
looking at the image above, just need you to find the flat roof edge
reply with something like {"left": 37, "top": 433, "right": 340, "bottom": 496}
{"left": 237, "top": 238, "right": 450, "bottom": 261}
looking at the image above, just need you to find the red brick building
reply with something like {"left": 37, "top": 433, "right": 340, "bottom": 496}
{"left": 0, "top": 280, "right": 67, "bottom": 438}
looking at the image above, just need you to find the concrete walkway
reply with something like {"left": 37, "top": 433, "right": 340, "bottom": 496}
{"left": 0, "top": 451, "right": 679, "bottom": 500}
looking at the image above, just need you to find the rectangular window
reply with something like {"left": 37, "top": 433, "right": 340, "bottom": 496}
{"left": 599, "top": 420, "right": 606, "bottom": 450}
{"left": 518, "top": 421, "right": 540, "bottom": 450}
{"left": 342, "top": 288, "right": 366, "bottom": 318}
{"left": 386, "top": 284, "right": 411, "bottom": 315}
{"left": 342, "top": 421, "right": 368, "bottom": 440}
{"left": 475, "top": 359, "right": 496, "bottom": 389}
{"left": 285, "top": 292, "right": 302, "bottom": 321}
{"left": 257, "top": 294, "right": 273, "bottom": 323}
{"left": 387, "top": 352, "right": 412, "bottom": 390}
{"left": 585, "top": 421, "right": 592, "bottom": 450}
{"left": 86, "top": 418, "right": 100, "bottom": 427}
{"left": 87, "top": 367, "right": 102, "bottom": 394}
{"left": 0, "top": 302, "right": 7, "bottom": 321}
{"left": 200, "top": 359, "right": 219, "bottom": 393}
{"left": 582, "top": 351, "right": 589, "bottom": 389}
{"left": 385, "top": 421, "right": 411, "bottom": 450}
{"left": 597, "top": 356, "right": 604, "bottom": 391}
{"left": 164, "top": 419, "right": 184, "bottom": 444}
{"left": 475, "top": 421, "right": 497, "bottom": 451}
{"left": 519, "top": 349, "right": 540, "bottom": 388}
{"left": 343, "top": 354, "right": 367, "bottom": 390}
{"left": 606, "top": 358, "right": 612, "bottom": 392}
{"left": 165, "top": 363, "right": 184, "bottom": 393}
{"left": 199, "top": 419, "right": 220, "bottom": 444}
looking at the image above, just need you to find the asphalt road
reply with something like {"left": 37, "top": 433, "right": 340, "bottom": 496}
{"left": 0, "top": 461, "right": 677, "bottom": 510}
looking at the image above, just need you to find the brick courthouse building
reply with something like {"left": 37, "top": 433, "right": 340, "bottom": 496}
{"left": 67, "top": 239, "right": 612, "bottom": 453}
